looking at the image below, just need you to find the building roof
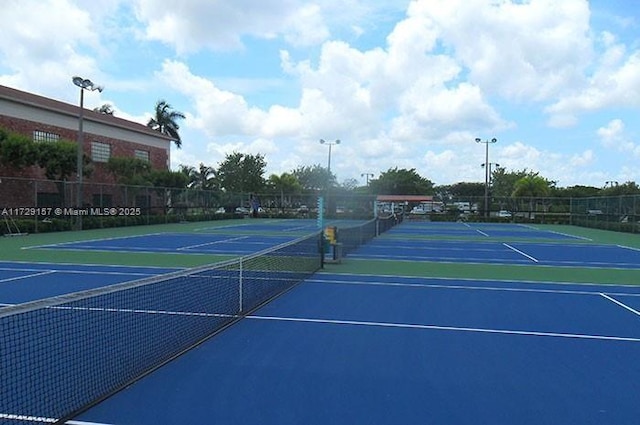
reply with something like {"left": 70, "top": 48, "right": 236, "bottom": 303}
{"left": 0, "top": 84, "right": 173, "bottom": 141}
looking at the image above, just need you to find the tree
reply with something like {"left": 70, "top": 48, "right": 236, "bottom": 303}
{"left": 0, "top": 128, "right": 38, "bottom": 169}
{"left": 149, "top": 170, "right": 188, "bottom": 189}
{"left": 440, "top": 182, "right": 485, "bottom": 198}
{"left": 36, "top": 141, "right": 86, "bottom": 181}
{"left": 106, "top": 157, "right": 152, "bottom": 186}
{"left": 180, "top": 163, "right": 218, "bottom": 190}
{"left": 512, "top": 173, "right": 552, "bottom": 198}
{"left": 94, "top": 104, "right": 114, "bottom": 115}
{"left": 512, "top": 172, "right": 553, "bottom": 217}
{"left": 292, "top": 165, "right": 334, "bottom": 191}
{"left": 36, "top": 140, "right": 90, "bottom": 206}
{"left": 555, "top": 185, "right": 601, "bottom": 198}
{"left": 601, "top": 181, "right": 640, "bottom": 196}
{"left": 147, "top": 100, "right": 186, "bottom": 148}
{"left": 368, "top": 167, "right": 434, "bottom": 195}
{"left": 267, "top": 172, "right": 302, "bottom": 211}
{"left": 340, "top": 178, "right": 359, "bottom": 191}
{"left": 0, "top": 127, "right": 92, "bottom": 205}
{"left": 217, "top": 152, "right": 266, "bottom": 194}
{"left": 491, "top": 167, "right": 529, "bottom": 198}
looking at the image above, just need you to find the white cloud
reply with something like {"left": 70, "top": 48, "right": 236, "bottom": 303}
{"left": 569, "top": 150, "right": 594, "bottom": 167}
{"left": 501, "top": 141, "right": 542, "bottom": 167}
{"left": 545, "top": 34, "right": 640, "bottom": 125}
{"left": 597, "top": 119, "right": 640, "bottom": 156}
{"left": 133, "top": 0, "right": 330, "bottom": 53}
{"left": 407, "top": 0, "right": 593, "bottom": 101}
{"left": 0, "top": 0, "right": 105, "bottom": 100}
{"left": 597, "top": 119, "right": 625, "bottom": 147}
{"left": 2, "top": 0, "right": 640, "bottom": 188}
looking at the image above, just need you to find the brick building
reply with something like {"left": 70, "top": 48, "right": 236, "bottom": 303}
{"left": 0, "top": 84, "right": 173, "bottom": 209}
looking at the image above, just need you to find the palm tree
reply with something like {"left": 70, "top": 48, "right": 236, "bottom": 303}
{"left": 512, "top": 173, "right": 551, "bottom": 218}
{"left": 268, "top": 173, "right": 302, "bottom": 211}
{"left": 147, "top": 100, "right": 186, "bottom": 148}
{"left": 179, "top": 163, "right": 217, "bottom": 190}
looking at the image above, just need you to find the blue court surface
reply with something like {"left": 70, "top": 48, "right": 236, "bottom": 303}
{"left": 3, "top": 221, "right": 640, "bottom": 425}
{"left": 29, "top": 233, "right": 299, "bottom": 255}
{"left": 0, "top": 262, "right": 176, "bottom": 306}
{"left": 195, "top": 219, "right": 365, "bottom": 234}
{"left": 350, "top": 239, "right": 640, "bottom": 268}
{"left": 389, "top": 221, "right": 585, "bottom": 240}
{"left": 72, "top": 273, "right": 640, "bottom": 425}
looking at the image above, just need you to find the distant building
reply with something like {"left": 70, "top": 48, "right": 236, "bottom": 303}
{"left": 0, "top": 84, "right": 173, "bottom": 207}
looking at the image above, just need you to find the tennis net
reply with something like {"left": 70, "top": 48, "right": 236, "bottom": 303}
{"left": 0, "top": 232, "right": 322, "bottom": 424}
{"left": 338, "top": 214, "right": 403, "bottom": 255}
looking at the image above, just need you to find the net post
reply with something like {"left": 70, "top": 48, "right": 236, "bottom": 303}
{"left": 239, "top": 257, "right": 244, "bottom": 312}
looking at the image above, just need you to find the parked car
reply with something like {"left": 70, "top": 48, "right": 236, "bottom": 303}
{"left": 235, "top": 206, "right": 250, "bottom": 216}
{"left": 497, "top": 210, "right": 512, "bottom": 218}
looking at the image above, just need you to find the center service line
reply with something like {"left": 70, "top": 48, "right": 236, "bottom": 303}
{"left": 503, "top": 243, "right": 539, "bottom": 262}
{"left": 248, "top": 315, "right": 640, "bottom": 342}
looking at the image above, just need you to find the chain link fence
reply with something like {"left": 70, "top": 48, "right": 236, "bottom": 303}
{"left": 570, "top": 195, "right": 640, "bottom": 233}
{"left": 1, "top": 176, "right": 638, "bottom": 234}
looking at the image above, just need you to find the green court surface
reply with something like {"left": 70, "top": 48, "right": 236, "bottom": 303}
{"left": 2, "top": 220, "right": 638, "bottom": 285}
{"left": 0, "top": 220, "right": 246, "bottom": 268}
{"left": 328, "top": 223, "right": 640, "bottom": 286}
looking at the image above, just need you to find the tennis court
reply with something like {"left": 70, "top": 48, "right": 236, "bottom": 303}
{"left": 0, "top": 262, "right": 176, "bottom": 306}
{"left": 1, "top": 219, "right": 639, "bottom": 424}
{"left": 75, "top": 274, "right": 640, "bottom": 425}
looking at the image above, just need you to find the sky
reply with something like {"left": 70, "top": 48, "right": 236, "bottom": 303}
{"left": 1, "top": 0, "right": 640, "bottom": 188}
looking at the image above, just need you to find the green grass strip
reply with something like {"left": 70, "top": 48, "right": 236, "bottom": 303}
{"left": 321, "top": 223, "right": 640, "bottom": 286}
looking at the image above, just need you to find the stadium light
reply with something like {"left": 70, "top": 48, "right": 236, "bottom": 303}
{"left": 476, "top": 137, "right": 497, "bottom": 218}
{"left": 72, "top": 75, "right": 103, "bottom": 229}
{"left": 481, "top": 162, "right": 500, "bottom": 184}
{"left": 320, "top": 139, "right": 340, "bottom": 187}
{"left": 361, "top": 172, "right": 374, "bottom": 185}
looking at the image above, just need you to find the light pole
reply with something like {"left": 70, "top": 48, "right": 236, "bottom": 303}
{"left": 476, "top": 137, "right": 497, "bottom": 218}
{"left": 320, "top": 139, "right": 340, "bottom": 187}
{"left": 481, "top": 162, "right": 500, "bottom": 184}
{"left": 361, "top": 173, "right": 374, "bottom": 185}
{"left": 72, "top": 76, "right": 103, "bottom": 229}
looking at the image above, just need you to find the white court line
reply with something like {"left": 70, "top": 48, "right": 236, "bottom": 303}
{"left": 503, "top": 243, "right": 539, "bottom": 262}
{"left": 475, "top": 229, "right": 490, "bottom": 237}
{"left": 0, "top": 267, "right": 160, "bottom": 278}
{"left": 21, "top": 233, "right": 166, "bottom": 250}
{"left": 0, "top": 413, "right": 113, "bottom": 425}
{"left": 35, "top": 304, "right": 640, "bottom": 343}
{"left": 548, "top": 231, "right": 592, "bottom": 241}
{"left": 308, "top": 277, "right": 640, "bottom": 297}
{"left": 248, "top": 315, "right": 640, "bottom": 342}
{"left": 23, "top": 300, "right": 640, "bottom": 342}
{"left": 178, "top": 235, "right": 249, "bottom": 250}
{"left": 617, "top": 244, "right": 640, "bottom": 252}
{"left": 0, "top": 270, "right": 55, "bottom": 284}
{"left": 600, "top": 293, "right": 640, "bottom": 317}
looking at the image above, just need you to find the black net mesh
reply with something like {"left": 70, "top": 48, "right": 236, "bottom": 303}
{"left": 0, "top": 232, "right": 322, "bottom": 424}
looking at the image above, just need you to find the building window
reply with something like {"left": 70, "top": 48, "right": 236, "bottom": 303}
{"left": 134, "top": 149, "right": 150, "bottom": 162}
{"left": 91, "top": 141, "right": 111, "bottom": 163}
{"left": 33, "top": 130, "right": 59, "bottom": 143}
